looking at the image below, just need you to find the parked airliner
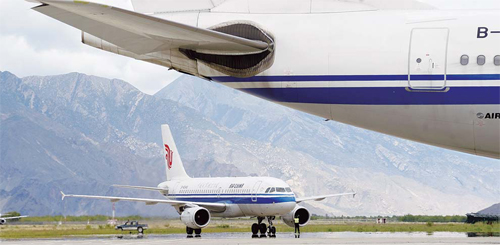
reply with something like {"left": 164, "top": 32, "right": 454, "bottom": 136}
{"left": 0, "top": 214, "right": 28, "bottom": 225}
{"left": 29, "top": 0, "right": 500, "bottom": 159}
{"left": 61, "top": 124, "right": 355, "bottom": 237}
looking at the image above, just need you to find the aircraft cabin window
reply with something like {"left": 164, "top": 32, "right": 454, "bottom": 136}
{"left": 285, "top": 187, "right": 292, "bottom": 192}
{"left": 477, "top": 55, "right": 486, "bottom": 65}
{"left": 494, "top": 55, "right": 500, "bottom": 66}
{"left": 276, "top": 187, "right": 286, "bottom": 192}
{"left": 460, "top": 55, "right": 469, "bottom": 65}
{"left": 269, "top": 187, "right": 276, "bottom": 193}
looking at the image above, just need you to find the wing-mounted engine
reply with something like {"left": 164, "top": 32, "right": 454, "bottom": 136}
{"left": 180, "top": 206, "right": 211, "bottom": 229}
{"left": 281, "top": 205, "right": 311, "bottom": 227}
{"left": 32, "top": 1, "right": 273, "bottom": 79}
{"left": 0, "top": 219, "right": 5, "bottom": 225}
{"left": 181, "top": 21, "right": 275, "bottom": 78}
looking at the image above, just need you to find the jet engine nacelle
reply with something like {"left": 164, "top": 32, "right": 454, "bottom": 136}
{"left": 0, "top": 219, "right": 6, "bottom": 225}
{"left": 180, "top": 206, "right": 211, "bottom": 229}
{"left": 281, "top": 205, "right": 311, "bottom": 228}
{"left": 183, "top": 21, "right": 275, "bottom": 78}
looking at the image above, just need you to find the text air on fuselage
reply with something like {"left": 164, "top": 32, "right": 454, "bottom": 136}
{"left": 29, "top": 0, "right": 500, "bottom": 159}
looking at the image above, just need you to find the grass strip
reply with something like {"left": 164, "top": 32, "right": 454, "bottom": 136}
{"left": 1, "top": 223, "right": 498, "bottom": 239}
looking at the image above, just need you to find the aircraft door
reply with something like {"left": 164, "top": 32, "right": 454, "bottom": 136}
{"left": 282, "top": 69, "right": 298, "bottom": 102}
{"left": 217, "top": 187, "right": 222, "bottom": 199}
{"left": 251, "top": 181, "right": 262, "bottom": 203}
{"left": 408, "top": 28, "right": 449, "bottom": 90}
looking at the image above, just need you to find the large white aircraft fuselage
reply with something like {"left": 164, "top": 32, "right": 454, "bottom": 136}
{"left": 190, "top": 10, "right": 499, "bottom": 158}
{"left": 157, "top": 177, "right": 296, "bottom": 218}
{"left": 30, "top": 0, "right": 500, "bottom": 159}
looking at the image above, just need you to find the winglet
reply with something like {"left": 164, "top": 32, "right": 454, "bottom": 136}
{"left": 60, "top": 191, "right": 66, "bottom": 201}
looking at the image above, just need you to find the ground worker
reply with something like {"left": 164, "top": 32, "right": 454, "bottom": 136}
{"left": 294, "top": 215, "right": 300, "bottom": 238}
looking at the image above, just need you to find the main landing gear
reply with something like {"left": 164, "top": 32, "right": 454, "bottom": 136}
{"left": 186, "top": 227, "right": 202, "bottom": 238}
{"left": 251, "top": 216, "right": 276, "bottom": 238}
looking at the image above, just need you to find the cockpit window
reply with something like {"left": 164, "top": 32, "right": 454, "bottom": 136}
{"left": 265, "top": 187, "right": 271, "bottom": 193}
{"left": 285, "top": 187, "right": 292, "bottom": 192}
{"left": 269, "top": 187, "right": 276, "bottom": 193}
{"left": 276, "top": 187, "right": 286, "bottom": 192}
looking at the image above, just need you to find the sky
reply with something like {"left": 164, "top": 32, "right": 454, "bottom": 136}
{"left": 1, "top": 0, "right": 499, "bottom": 95}
{"left": 0, "top": 0, "right": 181, "bottom": 95}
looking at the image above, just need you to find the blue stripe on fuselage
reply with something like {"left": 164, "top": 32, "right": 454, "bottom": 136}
{"left": 168, "top": 195, "right": 295, "bottom": 204}
{"left": 211, "top": 74, "right": 500, "bottom": 105}
{"left": 240, "top": 87, "right": 500, "bottom": 105}
{"left": 238, "top": 86, "right": 500, "bottom": 105}
{"left": 212, "top": 74, "right": 500, "bottom": 82}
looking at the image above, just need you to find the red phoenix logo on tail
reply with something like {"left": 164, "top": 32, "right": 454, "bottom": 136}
{"left": 164, "top": 144, "right": 173, "bottom": 169}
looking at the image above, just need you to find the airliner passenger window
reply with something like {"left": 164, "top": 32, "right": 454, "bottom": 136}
{"left": 494, "top": 55, "right": 500, "bottom": 66}
{"left": 285, "top": 187, "right": 292, "bottom": 192}
{"left": 460, "top": 55, "right": 469, "bottom": 65}
{"left": 276, "top": 187, "right": 286, "bottom": 192}
{"left": 270, "top": 187, "right": 276, "bottom": 193}
{"left": 477, "top": 55, "right": 486, "bottom": 65}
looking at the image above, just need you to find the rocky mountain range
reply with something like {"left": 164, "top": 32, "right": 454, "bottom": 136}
{"left": 1, "top": 71, "right": 498, "bottom": 217}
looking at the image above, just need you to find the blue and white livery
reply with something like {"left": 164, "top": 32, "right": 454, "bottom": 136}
{"left": 29, "top": 0, "right": 500, "bottom": 159}
{"left": 61, "top": 124, "right": 355, "bottom": 237}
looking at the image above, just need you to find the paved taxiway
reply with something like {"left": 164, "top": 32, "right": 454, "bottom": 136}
{"left": 2, "top": 237, "right": 499, "bottom": 245}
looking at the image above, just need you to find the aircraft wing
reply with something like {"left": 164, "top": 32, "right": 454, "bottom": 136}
{"left": 60, "top": 191, "right": 226, "bottom": 212}
{"left": 29, "top": 0, "right": 268, "bottom": 55}
{"left": 295, "top": 192, "right": 356, "bottom": 203}
{"left": 0, "top": 216, "right": 28, "bottom": 220}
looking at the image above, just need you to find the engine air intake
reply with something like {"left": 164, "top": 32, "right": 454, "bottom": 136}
{"left": 180, "top": 21, "right": 275, "bottom": 78}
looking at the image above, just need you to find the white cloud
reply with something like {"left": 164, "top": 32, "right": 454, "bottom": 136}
{"left": 0, "top": 0, "right": 181, "bottom": 95}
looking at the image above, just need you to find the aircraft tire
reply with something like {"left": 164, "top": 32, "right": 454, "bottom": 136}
{"left": 186, "top": 227, "right": 194, "bottom": 238}
{"left": 251, "top": 223, "right": 259, "bottom": 238}
{"left": 259, "top": 223, "right": 267, "bottom": 237}
{"left": 195, "top": 228, "right": 202, "bottom": 237}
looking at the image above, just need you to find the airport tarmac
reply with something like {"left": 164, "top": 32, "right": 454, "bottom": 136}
{"left": 1, "top": 237, "right": 499, "bottom": 245}
{"left": 1, "top": 232, "right": 499, "bottom": 245}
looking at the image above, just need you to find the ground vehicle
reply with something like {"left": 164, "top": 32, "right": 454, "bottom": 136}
{"left": 115, "top": 221, "right": 148, "bottom": 233}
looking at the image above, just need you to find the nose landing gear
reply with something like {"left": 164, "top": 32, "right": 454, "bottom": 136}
{"left": 251, "top": 216, "right": 276, "bottom": 238}
{"left": 267, "top": 216, "right": 276, "bottom": 238}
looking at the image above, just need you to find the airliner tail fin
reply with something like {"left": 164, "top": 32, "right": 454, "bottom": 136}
{"left": 161, "top": 124, "right": 190, "bottom": 181}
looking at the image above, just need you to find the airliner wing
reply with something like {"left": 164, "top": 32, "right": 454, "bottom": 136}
{"left": 60, "top": 191, "right": 226, "bottom": 212}
{"left": 295, "top": 192, "right": 356, "bottom": 203}
{"left": 0, "top": 216, "right": 28, "bottom": 220}
{"left": 29, "top": 0, "right": 268, "bottom": 55}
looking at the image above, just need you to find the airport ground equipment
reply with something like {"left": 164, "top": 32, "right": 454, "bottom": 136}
{"left": 60, "top": 124, "right": 355, "bottom": 238}
{"left": 466, "top": 213, "right": 499, "bottom": 224}
{"left": 466, "top": 203, "right": 500, "bottom": 224}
